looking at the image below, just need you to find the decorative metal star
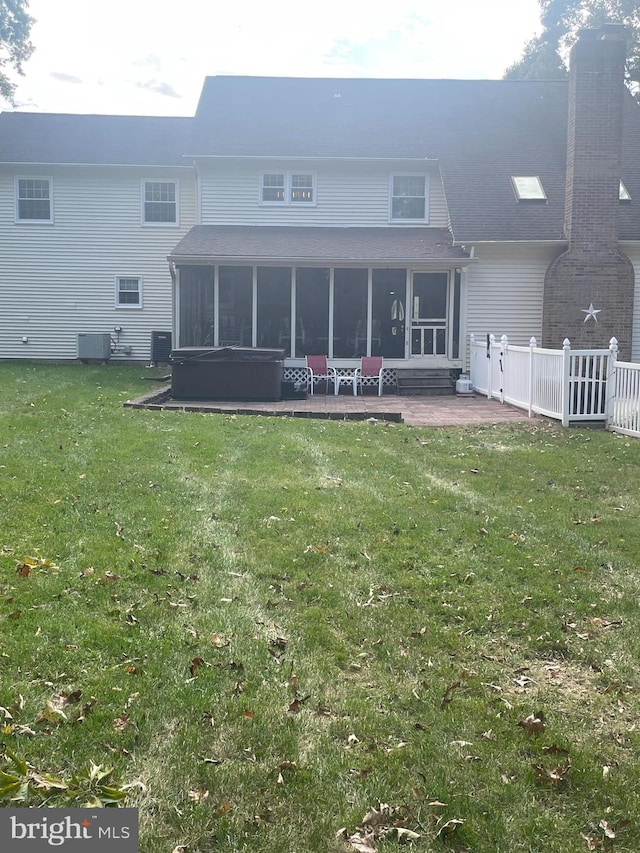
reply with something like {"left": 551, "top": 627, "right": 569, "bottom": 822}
{"left": 581, "top": 303, "right": 601, "bottom": 323}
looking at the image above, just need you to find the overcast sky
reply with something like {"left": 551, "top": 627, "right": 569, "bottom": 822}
{"left": 7, "top": 0, "right": 542, "bottom": 116}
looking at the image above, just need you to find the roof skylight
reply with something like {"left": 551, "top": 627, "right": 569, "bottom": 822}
{"left": 511, "top": 176, "right": 546, "bottom": 201}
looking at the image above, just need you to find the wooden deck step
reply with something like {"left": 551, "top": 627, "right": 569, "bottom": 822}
{"left": 396, "top": 368, "right": 458, "bottom": 397}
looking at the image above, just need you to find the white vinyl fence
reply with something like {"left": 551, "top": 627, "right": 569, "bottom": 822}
{"left": 470, "top": 335, "right": 640, "bottom": 438}
{"left": 608, "top": 360, "right": 640, "bottom": 437}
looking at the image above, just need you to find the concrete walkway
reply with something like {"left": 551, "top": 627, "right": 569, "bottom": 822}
{"left": 127, "top": 385, "right": 535, "bottom": 427}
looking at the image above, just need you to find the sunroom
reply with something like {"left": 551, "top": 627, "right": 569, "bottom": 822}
{"left": 169, "top": 225, "right": 472, "bottom": 376}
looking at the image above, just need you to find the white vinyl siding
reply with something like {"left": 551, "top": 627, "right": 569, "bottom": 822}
{"left": 0, "top": 165, "right": 196, "bottom": 361}
{"left": 199, "top": 160, "right": 448, "bottom": 228}
{"left": 466, "top": 243, "right": 640, "bottom": 367}
{"left": 465, "top": 244, "right": 559, "bottom": 360}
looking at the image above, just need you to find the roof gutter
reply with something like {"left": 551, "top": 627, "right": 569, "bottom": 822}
{"left": 0, "top": 161, "right": 194, "bottom": 169}
{"left": 182, "top": 154, "right": 440, "bottom": 163}
{"left": 452, "top": 239, "right": 567, "bottom": 246}
{"left": 167, "top": 254, "right": 476, "bottom": 266}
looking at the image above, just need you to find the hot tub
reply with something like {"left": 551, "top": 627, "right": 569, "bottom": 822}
{"left": 170, "top": 347, "right": 285, "bottom": 401}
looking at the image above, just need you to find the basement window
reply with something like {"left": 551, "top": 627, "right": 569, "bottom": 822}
{"left": 620, "top": 181, "right": 632, "bottom": 203}
{"left": 511, "top": 175, "right": 546, "bottom": 201}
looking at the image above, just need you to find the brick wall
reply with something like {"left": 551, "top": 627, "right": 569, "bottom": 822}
{"left": 543, "top": 25, "right": 635, "bottom": 359}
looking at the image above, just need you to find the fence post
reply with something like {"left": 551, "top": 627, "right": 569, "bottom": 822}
{"left": 487, "top": 334, "right": 495, "bottom": 400}
{"left": 469, "top": 333, "right": 475, "bottom": 389}
{"left": 605, "top": 337, "right": 618, "bottom": 428}
{"left": 500, "top": 335, "right": 508, "bottom": 404}
{"left": 528, "top": 337, "right": 537, "bottom": 418}
{"left": 562, "top": 338, "right": 571, "bottom": 427}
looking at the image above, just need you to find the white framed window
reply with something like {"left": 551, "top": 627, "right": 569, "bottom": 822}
{"left": 116, "top": 276, "right": 143, "bottom": 308}
{"left": 260, "top": 171, "right": 315, "bottom": 205}
{"left": 261, "top": 172, "right": 286, "bottom": 203}
{"left": 15, "top": 177, "right": 52, "bottom": 222}
{"left": 142, "top": 180, "right": 178, "bottom": 224}
{"left": 290, "top": 173, "right": 314, "bottom": 203}
{"left": 390, "top": 174, "right": 428, "bottom": 221}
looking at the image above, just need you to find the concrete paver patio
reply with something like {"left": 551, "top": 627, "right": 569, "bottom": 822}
{"left": 126, "top": 385, "right": 536, "bottom": 427}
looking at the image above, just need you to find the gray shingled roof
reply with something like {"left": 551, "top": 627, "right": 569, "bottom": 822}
{"left": 192, "top": 76, "right": 640, "bottom": 242}
{"left": 0, "top": 112, "right": 192, "bottom": 166}
{"left": 169, "top": 225, "right": 469, "bottom": 263}
{"left": 193, "top": 76, "right": 569, "bottom": 160}
{"left": 2, "top": 76, "right": 640, "bottom": 243}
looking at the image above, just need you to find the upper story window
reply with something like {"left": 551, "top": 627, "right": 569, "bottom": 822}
{"left": 260, "top": 172, "right": 315, "bottom": 205}
{"left": 390, "top": 175, "right": 428, "bottom": 221}
{"left": 262, "top": 173, "right": 286, "bottom": 202}
{"left": 16, "top": 177, "right": 52, "bottom": 222}
{"left": 511, "top": 175, "right": 546, "bottom": 201}
{"left": 143, "top": 181, "right": 177, "bottom": 224}
{"left": 291, "top": 173, "right": 314, "bottom": 202}
{"left": 620, "top": 181, "right": 632, "bottom": 202}
{"left": 116, "top": 276, "right": 142, "bottom": 308}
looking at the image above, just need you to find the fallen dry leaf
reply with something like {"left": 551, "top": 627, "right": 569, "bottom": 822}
{"left": 113, "top": 712, "right": 131, "bottom": 731}
{"left": 189, "top": 657, "right": 206, "bottom": 676}
{"left": 361, "top": 807, "right": 387, "bottom": 828}
{"left": 532, "top": 758, "right": 571, "bottom": 787}
{"left": 518, "top": 711, "right": 545, "bottom": 735}
{"left": 35, "top": 698, "right": 68, "bottom": 725}
{"left": 394, "top": 827, "right": 421, "bottom": 841}
{"left": 579, "top": 832, "right": 601, "bottom": 851}
{"left": 347, "top": 831, "right": 376, "bottom": 852}
{"left": 436, "top": 818, "right": 465, "bottom": 837}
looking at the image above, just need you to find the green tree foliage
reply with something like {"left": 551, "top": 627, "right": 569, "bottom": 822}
{"left": 504, "top": 1, "right": 640, "bottom": 99}
{"left": 0, "top": 0, "right": 34, "bottom": 102}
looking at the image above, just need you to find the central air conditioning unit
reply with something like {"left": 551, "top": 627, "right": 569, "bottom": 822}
{"left": 78, "top": 333, "right": 112, "bottom": 362}
{"left": 151, "top": 330, "right": 172, "bottom": 365}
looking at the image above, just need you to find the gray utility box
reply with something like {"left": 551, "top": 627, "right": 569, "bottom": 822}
{"left": 151, "top": 330, "right": 172, "bottom": 364}
{"left": 78, "top": 333, "right": 112, "bottom": 361}
{"left": 170, "top": 347, "right": 285, "bottom": 400}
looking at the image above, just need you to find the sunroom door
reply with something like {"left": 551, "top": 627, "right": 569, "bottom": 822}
{"left": 410, "top": 272, "right": 449, "bottom": 357}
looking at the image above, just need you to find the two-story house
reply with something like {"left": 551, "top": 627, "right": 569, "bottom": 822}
{"left": 1, "top": 24, "right": 639, "bottom": 376}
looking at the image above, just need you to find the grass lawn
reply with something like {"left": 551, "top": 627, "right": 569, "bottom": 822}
{"left": 1, "top": 362, "right": 640, "bottom": 852}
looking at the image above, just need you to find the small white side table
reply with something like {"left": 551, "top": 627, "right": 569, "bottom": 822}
{"left": 334, "top": 370, "right": 358, "bottom": 396}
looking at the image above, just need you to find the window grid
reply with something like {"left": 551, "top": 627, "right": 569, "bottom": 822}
{"left": 262, "top": 173, "right": 286, "bottom": 202}
{"left": 17, "top": 178, "right": 51, "bottom": 221}
{"left": 261, "top": 172, "right": 315, "bottom": 205}
{"left": 291, "top": 174, "right": 314, "bottom": 203}
{"left": 116, "top": 277, "right": 141, "bottom": 307}
{"left": 143, "top": 181, "right": 177, "bottom": 223}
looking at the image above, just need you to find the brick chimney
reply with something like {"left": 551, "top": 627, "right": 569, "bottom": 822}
{"left": 543, "top": 24, "right": 635, "bottom": 358}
